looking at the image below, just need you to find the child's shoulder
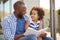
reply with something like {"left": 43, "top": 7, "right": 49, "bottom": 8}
{"left": 37, "top": 20, "right": 40, "bottom": 23}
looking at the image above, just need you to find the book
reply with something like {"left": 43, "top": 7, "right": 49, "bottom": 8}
{"left": 24, "top": 27, "right": 48, "bottom": 37}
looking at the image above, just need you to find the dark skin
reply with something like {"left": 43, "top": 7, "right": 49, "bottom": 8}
{"left": 14, "top": 4, "right": 47, "bottom": 40}
{"left": 14, "top": 4, "right": 26, "bottom": 40}
{"left": 14, "top": 4, "right": 26, "bottom": 19}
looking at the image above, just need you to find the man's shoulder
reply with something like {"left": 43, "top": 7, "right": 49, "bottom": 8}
{"left": 3, "top": 15, "right": 13, "bottom": 22}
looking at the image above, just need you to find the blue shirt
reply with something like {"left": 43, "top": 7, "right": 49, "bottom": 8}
{"left": 2, "top": 13, "right": 29, "bottom": 40}
{"left": 15, "top": 18, "right": 26, "bottom": 35}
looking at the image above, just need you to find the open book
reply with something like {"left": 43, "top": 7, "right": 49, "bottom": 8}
{"left": 24, "top": 27, "right": 48, "bottom": 37}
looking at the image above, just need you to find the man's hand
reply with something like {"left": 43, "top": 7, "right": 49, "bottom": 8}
{"left": 39, "top": 33, "right": 47, "bottom": 38}
{"left": 14, "top": 33, "right": 25, "bottom": 40}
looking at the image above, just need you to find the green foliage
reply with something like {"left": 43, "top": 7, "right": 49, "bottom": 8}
{"left": 57, "top": 9, "right": 60, "bottom": 35}
{"left": 57, "top": 9, "right": 60, "bottom": 15}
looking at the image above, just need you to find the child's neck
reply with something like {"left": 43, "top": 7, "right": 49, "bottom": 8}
{"left": 32, "top": 20, "right": 37, "bottom": 24}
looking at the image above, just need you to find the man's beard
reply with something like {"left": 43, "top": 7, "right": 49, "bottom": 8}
{"left": 17, "top": 14, "right": 23, "bottom": 19}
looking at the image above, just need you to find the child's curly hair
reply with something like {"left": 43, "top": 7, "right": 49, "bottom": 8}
{"left": 30, "top": 6, "right": 45, "bottom": 20}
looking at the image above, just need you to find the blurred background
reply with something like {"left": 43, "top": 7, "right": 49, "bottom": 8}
{"left": 0, "top": 0, "right": 60, "bottom": 40}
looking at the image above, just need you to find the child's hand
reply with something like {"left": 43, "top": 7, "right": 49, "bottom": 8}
{"left": 38, "top": 33, "right": 47, "bottom": 38}
{"left": 38, "top": 31, "right": 47, "bottom": 37}
{"left": 26, "top": 20, "right": 30, "bottom": 26}
{"left": 25, "top": 20, "right": 30, "bottom": 31}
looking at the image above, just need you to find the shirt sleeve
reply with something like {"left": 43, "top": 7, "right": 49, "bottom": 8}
{"left": 2, "top": 19, "right": 14, "bottom": 40}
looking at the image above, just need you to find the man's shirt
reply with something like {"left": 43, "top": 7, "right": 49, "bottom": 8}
{"left": 15, "top": 18, "right": 26, "bottom": 35}
{"left": 2, "top": 13, "right": 28, "bottom": 40}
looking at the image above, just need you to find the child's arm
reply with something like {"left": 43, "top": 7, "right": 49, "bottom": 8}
{"left": 38, "top": 20, "right": 43, "bottom": 30}
{"left": 24, "top": 20, "right": 30, "bottom": 31}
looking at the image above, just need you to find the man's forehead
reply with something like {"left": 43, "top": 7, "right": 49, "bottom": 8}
{"left": 19, "top": 4, "right": 25, "bottom": 7}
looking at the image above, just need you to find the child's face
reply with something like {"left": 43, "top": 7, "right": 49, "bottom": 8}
{"left": 30, "top": 10, "right": 39, "bottom": 21}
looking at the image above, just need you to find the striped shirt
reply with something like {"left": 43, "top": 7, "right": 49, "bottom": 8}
{"left": 29, "top": 20, "right": 40, "bottom": 30}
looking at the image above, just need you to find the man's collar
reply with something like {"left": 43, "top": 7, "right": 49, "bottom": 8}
{"left": 12, "top": 13, "right": 17, "bottom": 22}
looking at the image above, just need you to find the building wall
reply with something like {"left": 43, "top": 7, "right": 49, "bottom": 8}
{"left": 23, "top": 0, "right": 40, "bottom": 15}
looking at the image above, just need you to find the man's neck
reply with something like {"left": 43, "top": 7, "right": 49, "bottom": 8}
{"left": 14, "top": 12, "right": 22, "bottom": 19}
{"left": 14, "top": 13, "right": 19, "bottom": 19}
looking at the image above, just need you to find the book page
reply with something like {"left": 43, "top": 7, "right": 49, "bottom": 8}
{"left": 24, "top": 27, "right": 48, "bottom": 37}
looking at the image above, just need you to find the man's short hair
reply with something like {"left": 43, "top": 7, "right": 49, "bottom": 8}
{"left": 13, "top": 1, "right": 25, "bottom": 9}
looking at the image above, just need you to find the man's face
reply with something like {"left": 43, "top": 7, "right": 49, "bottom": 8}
{"left": 17, "top": 4, "right": 26, "bottom": 18}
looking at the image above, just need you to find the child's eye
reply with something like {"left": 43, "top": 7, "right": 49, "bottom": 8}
{"left": 34, "top": 13, "right": 37, "bottom": 15}
{"left": 34, "top": 14, "right": 36, "bottom": 15}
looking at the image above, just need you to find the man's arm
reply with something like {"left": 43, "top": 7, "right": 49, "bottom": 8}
{"left": 2, "top": 19, "right": 14, "bottom": 40}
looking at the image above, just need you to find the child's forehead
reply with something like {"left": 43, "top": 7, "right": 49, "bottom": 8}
{"left": 32, "top": 10, "right": 38, "bottom": 13}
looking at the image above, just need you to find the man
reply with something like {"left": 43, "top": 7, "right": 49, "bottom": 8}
{"left": 2, "top": 1, "right": 37, "bottom": 40}
{"left": 2, "top": 1, "right": 52, "bottom": 40}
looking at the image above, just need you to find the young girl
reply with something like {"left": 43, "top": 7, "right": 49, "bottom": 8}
{"left": 24, "top": 6, "right": 45, "bottom": 40}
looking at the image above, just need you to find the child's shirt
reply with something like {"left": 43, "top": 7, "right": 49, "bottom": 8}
{"left": 29, "top": 20, "right": 40, "bottom": 30}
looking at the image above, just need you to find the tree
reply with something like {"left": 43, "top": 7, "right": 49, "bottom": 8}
{"left": 57, "top": 9, "right": 60, "bottom": 15}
